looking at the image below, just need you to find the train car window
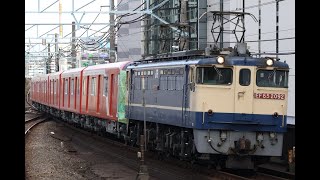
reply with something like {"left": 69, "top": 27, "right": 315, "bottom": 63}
{"left": 91, "top": 77, "right": 96, "bottom": 96}
{"left": 77, "top": 78, "right": 80, "bottom": 95}
{"left": 64, "top": 79, "right": 68, "bottom": 94}
{"left": 104, "top": 76, "right": 108, "bottom": 96}
{"left": 54, "top": 80, "right": 56, "bottom": 94}
{"left": 83, "top": 78, "right": 86, "bottom": 95}
{"left": 160, "top": 70, "right": 164, "bottom": 75}
{"left": 256, "top": 70, "right": 289, "bottom": 88}
{"left": 50, "top": 81, "right": 53, "bottom": 93}
{"left": 239, "top": 69, "right": 251, "bottom": 86}
{"left": 71, "top": 79, "right": 74, "bottom": 95}
{"left": 196, "top": 67, "right": 233, "bottom": 85}
{"left": 150, "top": 70, "right": 154, "bottom": 76}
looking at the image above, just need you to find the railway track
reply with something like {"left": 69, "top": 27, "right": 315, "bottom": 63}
{"left": 25, "top": 116, "right": 48, "bottom": 136}
{"left": 56, "top": 119, "right": 293, "bottom": 180}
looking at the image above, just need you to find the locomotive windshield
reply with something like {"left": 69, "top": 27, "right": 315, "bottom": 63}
{"left": 196, "top": 67, "right": 233, "bottom": 85}
{"left": 256, "top": 69, "right": 289, "bottom": 88}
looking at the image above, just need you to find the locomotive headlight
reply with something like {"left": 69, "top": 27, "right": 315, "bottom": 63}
{"left": 217, "top": 56, "right": 225, "bottom": 64}
{"left": 266, "top": 58, "right": 274, "bottom": 66}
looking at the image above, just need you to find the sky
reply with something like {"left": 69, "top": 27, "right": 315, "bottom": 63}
{"left": 25, "top": 0, "right": 118, "bottom": 53}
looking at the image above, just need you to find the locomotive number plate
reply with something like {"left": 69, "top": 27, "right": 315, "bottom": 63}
{"left": 254, "top": 93, "right": 285, "bottom": 100}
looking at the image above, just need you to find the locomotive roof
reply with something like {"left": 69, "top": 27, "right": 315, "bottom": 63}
{"left": 197, "top": 56, "right": 289, "bottom": 69}
{"left": 126, "top": 56, "right": 289, "bottom": 69}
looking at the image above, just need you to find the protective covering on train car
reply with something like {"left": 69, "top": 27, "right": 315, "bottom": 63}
{"left": 117, "top": 71, "right": 128, "bottom": 124}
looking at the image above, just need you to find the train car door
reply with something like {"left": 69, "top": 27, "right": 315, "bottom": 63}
{"left": 234, "top": 66, "right": 254, "bottom": 122}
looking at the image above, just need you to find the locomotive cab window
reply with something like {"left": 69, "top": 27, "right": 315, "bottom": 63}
{"left": 239, "top": 69, "right": 251, "bottom": 86}
{"left": 196, "top": 67, "right": 232, "bottom": 85}
{"left": 256, "top": 69, "right": 289, "bottom": 88}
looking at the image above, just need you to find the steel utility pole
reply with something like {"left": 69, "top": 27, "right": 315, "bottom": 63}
{"left": 276, "top": 0, "right": 279, "bottom": 60}
{"left": 258, "top": 0, "right": 261, "bottom": 57}
{"left": 136, "top": 135, "right": 149, "bottom": 180}
{"left": 72, "top": 21, "right": 76, "bottom": 68}
{"left": 55, "top": 33, "right": 59, "bottom": 72}
{"left": 109, "top": 0, "right": 115, "bottom": 63}
{"left": 47, "top": 43, "right": 50, "bottom": 74}
{"left": 242, "top": 0, "right": 245, "bottom": 42}
{"left": 220, "top": 0, "right": 223, "bottom": 49}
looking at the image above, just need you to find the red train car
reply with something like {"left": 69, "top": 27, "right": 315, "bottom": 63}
{"left": 60, "top": 68, "right": 85, "bottom": 114}
{"left": 81, "top": 61, "right": 130, "bottom": 120}
{"left": 48, "top": 71, "right": 63, "bottom": 110}
{"left": 30, "top": 76, "right": 40, "bottom": 103}
{"left": 39, "top": 74, "right": 48, "bottom": 106}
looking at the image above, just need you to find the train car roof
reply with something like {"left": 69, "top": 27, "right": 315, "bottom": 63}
{"left": 61, "top": 67, "right": 85, "bottom": 77}
{"left": 83, "top": 61, "right": 131, "bottom": 71}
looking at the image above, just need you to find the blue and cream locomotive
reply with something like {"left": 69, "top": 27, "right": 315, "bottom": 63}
{"left": 125, "top": 45, "right": 289, "bottom": 169}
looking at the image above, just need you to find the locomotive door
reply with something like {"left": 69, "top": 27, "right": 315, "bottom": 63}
{"left": 234, "top": 66, "right": 254, "bottom": 122}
